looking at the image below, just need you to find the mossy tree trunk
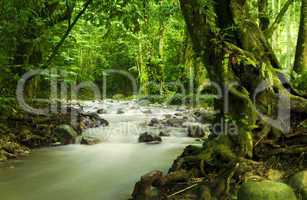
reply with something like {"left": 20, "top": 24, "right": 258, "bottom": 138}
{"left": 180, "top": 0, "right": 307, "bottom": 158}
{"left": 258, "top": 0, "right": 270, "bottom": 31}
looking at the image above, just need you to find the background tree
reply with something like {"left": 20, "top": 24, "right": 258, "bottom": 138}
{"left": 294, "top": 0, "right": 307, "bottom": 73}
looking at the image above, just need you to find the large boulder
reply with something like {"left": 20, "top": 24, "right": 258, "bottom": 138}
{"left": 238, "top": 181, "right": 297, "bottom": 200}
{"left": 148, "top": 118, "right": 159, "bottom": 127}
{"left": 54, "top": 125, "right": 78, "bottom": 145}
{"left": 288, "top": 171, "right": 307, "bottom": 199}
{"left": 131, "top": 170, "right": 189, "bottom": 200}
{"left": 138, "top": 132, "right": 162, "bottom": 144}
{"left": 132, "top": 170, "right": 163, "bottom": 200}
{"left": 79, "top": 113, "right": 109, "bottom": 130}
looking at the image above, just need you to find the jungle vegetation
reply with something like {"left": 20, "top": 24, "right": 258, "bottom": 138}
{"left": 1, "top": 0, "right": 307, "bottom": 199}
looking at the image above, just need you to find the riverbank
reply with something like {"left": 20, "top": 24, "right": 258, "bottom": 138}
{"left": 0, "top": 100, "right": 109, "bottom": 162}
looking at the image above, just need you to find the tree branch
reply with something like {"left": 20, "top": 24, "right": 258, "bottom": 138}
{"left": 265, "top": 0, "right": 294, "bottom": 38}
{"left": 45, "top": 0, "right": 92, "bottom": 67}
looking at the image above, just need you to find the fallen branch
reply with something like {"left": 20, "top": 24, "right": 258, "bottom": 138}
{"left": 167, "top": 183, "right": 199, "bottom": 198}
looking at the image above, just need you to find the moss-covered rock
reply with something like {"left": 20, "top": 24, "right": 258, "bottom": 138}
{"left": 54, "top": 125, "right": 78, "bottom": 145}
{"left": 0, "top": 150, "right": 7, "bottom": 162}
{"left": 238, "top": 181, "right": 297, "bottom": 200}
{"left": 288, "top": 171, "right": 307, "bottom": 199}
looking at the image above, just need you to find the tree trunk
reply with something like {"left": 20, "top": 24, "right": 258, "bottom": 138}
{"left": 180, "top": 0, "right": 307, "bottom": 158}
{"left": 258, "top": 0, "right": 270, "bottom": 31}
{"left": 158, "top": 17, "right": 166, "bottom": 95}
{"left": 139, "top": 0, "right": 307, "bottom": 198}
{"left": 294, "top": 0, "right": 307, "bottom": 73}
{"left": 137, "top": 37, "right": 149, "bottom": 96}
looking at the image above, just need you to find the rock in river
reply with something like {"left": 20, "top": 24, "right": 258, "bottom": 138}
{"left": 159, "top": 131, "right": 170, "bottom": 137}
{"left": 148, "top": 118, "right": 159, "bottom": 126}
{"left": 97, "top": 109, "right": 107, "bottom": 114}
{"left": 117, "top": 108, "right": 125, "bottom": 114}
{"left": 138, "top": 132, "right": 162, "bottom": 144}
{"left": 81, "top": 136, "right": 101, "bottom": 145}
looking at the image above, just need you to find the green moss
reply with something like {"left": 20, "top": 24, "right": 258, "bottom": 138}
{"left": 238, "top": 181, "right": 297, "bottom": 200}
{"left": 288, "top": 171, "right": 307, "bottom": 200}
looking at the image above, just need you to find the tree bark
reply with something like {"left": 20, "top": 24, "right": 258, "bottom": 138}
{"left": 180, "top": 0, "right": 307, "bottom": 158}
{"left": 294, "top": 0, "right": 307, "bottom": 73}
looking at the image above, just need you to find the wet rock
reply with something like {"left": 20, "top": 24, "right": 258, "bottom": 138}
{"left": 165, "top": 118, "right": 184, "bottom": 127}
{"left": 97, "top": 109, "right": 107, "bottom": 114}
{"left": 187, "top": 125, "right": 206, "bottom": 138}
{"left": 142, "top": 109, "right": 152, "bottom": 114}
{"left": 132, "top": 170, "right": 164, "bottom": 200}
{"left": 174, "top": 112, "right": 183, "bottom": 116}
{"left": 79, "top": 113, "right": 109, "bottom": 130}
{"left": 159, "top": 131, "right": 170, "bottom": 137}
{"left": 164, "top": 114, "right": 172, "bottom": 119}
{"left": 138, "top": 99, "right": 151, "bottom": 106}
{"left": 176, "top": 107, "right": 185, "bottom": 112}
{"left": 117, "top": 108, "right": 125, "bottom": 114}
{"left": 81, "top": 136, "right": 101, "bottom": 145}
{"left": 288, "top": 171, "right": 307, "bottom": 199}
{"left": 131, "top": 170, "right": 190, "bottom": 200}
{"left": 138, "top": 132, "right": 162, "bottom": 144}
{"left": 54, "top": 125, "right": 78, "bottom": 145}
{"left": 238, "top": 181, "right": 297, "bottom": 200}
{"left": 148, "top": 118, "right": 159, "bottom": 126}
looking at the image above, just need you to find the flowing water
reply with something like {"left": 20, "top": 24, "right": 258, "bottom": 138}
{"left": 0, "top": 100, "right": 197, "bottom": 200}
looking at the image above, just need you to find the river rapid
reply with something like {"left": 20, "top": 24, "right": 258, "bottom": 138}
{"left": 0, "top": 100, "right": 199, "bottom": 200}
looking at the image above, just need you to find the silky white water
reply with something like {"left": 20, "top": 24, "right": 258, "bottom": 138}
{"left": 0, "top": 100, "right": 197, "bottom": 200}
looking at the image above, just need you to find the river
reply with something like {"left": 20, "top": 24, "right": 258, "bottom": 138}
{"left": 0, "top": 100, "right": 198, "bottom": 200}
